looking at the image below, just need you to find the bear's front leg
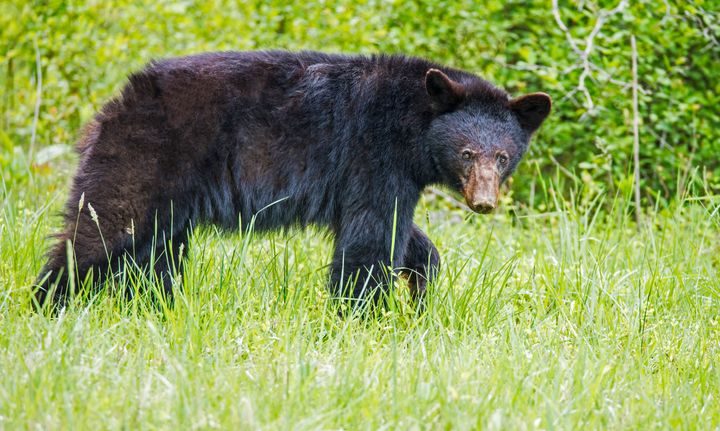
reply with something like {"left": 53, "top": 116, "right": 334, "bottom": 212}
{"left": 329, "top": 210, "right": 412, "bottom": 307}
{"left": 400, "top": 224, "right": 440, "bottom": 305}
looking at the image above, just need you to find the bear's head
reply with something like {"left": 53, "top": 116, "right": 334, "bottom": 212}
{"left": 422, "top": 68, "right": 551, "bottom": 214}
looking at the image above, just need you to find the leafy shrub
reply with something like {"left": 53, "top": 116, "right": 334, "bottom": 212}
{"left": 1, "top": 0, "right": 717, "bottom": 205}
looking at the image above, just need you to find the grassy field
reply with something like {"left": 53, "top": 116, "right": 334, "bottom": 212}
{"left": 2, "top": 162, "right": 719, "bottom": 429}
{"left": 2, "top": 1, "right": 720, "bottom": 429}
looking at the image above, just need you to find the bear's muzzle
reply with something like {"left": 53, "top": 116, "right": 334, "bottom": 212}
{"left": 463, "top": 163, "right": 499, "bottom": 214}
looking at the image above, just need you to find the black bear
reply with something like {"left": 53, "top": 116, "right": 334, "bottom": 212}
{"left": 34, "top": 51, "right": 551, "bottom": 308}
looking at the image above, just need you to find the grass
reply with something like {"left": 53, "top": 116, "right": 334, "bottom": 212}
{"left": 1, "top": 153, "right": 719, "bottom": 429}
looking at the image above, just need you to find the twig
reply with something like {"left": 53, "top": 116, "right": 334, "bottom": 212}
{"left": 631, "top": 35, "right": 641, "bottom": 226}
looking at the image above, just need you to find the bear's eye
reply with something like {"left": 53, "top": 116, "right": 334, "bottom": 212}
{"left": 461, "top": 150, "right": 473, "bottom": 161}
{"left": 496, "top": 152, "right": 509, "bottom": 167}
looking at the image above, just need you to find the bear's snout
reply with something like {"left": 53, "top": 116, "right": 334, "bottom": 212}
{"left": 463, "top": 163, "right": 499, "bottom": 214}
{"left": 470, "top": 197, "right": 496, "bottom": 214}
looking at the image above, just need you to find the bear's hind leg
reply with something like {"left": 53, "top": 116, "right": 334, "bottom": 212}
{"left": 35, "top": 202, "right": 191, "bottom": 308}
{"left": 34, "top": 200, "right": 133, "bottom": 308}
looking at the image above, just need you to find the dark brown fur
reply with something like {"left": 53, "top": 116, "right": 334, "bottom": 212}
{"left": 35, "top": 51, "right": 551, "bottom": 308}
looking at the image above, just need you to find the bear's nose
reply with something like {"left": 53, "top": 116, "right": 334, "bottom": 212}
{"left": 472, "top": 199, "right": 496, "bottom": 214}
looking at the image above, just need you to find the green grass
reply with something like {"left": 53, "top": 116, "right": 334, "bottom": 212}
{"left": 1, "top": 158, "right": 719, "bottom": 429}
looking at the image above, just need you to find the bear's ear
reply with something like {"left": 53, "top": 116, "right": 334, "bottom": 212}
{"left": 509, "top": 92, "right": 552, "bottom": 133}
{"left": 425, "top": 68, "right": 464, "bottom": 112}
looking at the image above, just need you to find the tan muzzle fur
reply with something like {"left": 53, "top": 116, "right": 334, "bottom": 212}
{"left": 463, "top": 163, "right": 499, "bottom": 214}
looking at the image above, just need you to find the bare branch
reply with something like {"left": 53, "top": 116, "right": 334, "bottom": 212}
{"left": 551, "top": 0, "right": 629, "bottom": 114}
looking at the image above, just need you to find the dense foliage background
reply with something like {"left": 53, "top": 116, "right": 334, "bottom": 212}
{"left": 1, "top": 0, "right": 718, "bottom": 206}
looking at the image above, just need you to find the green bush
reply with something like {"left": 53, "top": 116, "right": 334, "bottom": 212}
{"left": 2, "top": 0, "right": 718, "bottom": 205}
